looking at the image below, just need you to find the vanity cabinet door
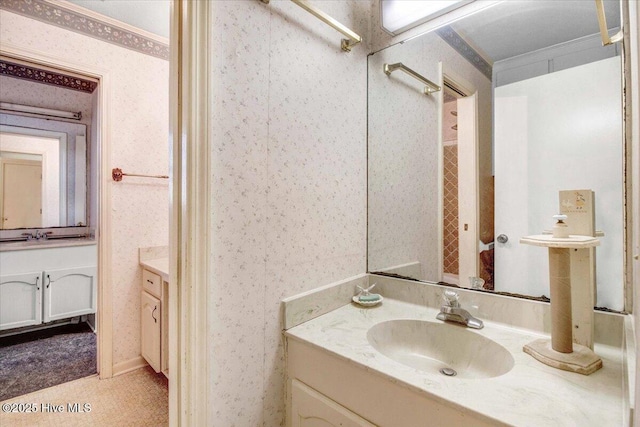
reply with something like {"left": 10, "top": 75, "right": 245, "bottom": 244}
{"left": 43, "top": 266, "right": 97, "bottom": 322}
{"left": 141, "top": 291, "right": 161, "bottom": 373}
{"left": 291, "top": 380, "right": 376, "bottom": 427}
{"left": 0, "top": 272, "right": 42, "bottom": 330}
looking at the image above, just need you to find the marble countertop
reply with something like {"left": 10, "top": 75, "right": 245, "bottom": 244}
{"left": 0, "top": 237, "right": 96, "bottom": 252}
{"left": 285, "top": 298, "right": 623, "bottom": 427}
{"left": 140, "top": 257, "right": 169, "bottom": 282}
{"left": 139, "top": 246, "right": 169, "bottom": 281}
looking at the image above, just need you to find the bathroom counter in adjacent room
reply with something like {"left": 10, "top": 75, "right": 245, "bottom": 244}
{"left": 0, "top": 237, "right": 96, "bottom": 252}
{"left": 139, "top": 245, "right": 169, "bottom": 282}
{"left": 285, "top": 298, "right": 624, "bottom": 427}
{"left": 139, "top": 257, "right": 169, "bottom": 282}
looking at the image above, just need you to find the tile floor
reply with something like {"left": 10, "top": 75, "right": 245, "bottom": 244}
{"left": 0, "top": 366, "right": 168, "bottom": 426}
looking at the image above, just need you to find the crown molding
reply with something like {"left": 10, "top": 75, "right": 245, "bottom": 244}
{"left": 0, "top": 59, "right": 98, "bottom": 93}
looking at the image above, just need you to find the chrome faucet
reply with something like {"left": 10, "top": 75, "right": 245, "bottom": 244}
{"left": 436, "top": 290, "right": 484, "bottom": 329}
{"left": 21, "top": 232, "right": 36, "bottom": 241}
{"left": 20, "top": 230, "right": 53, "bottom": 241}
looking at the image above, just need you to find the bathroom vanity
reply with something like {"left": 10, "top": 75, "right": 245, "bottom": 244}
{"left": 139, "top": 247, "right": 169, "bottom": 378}
{"left": 0, "top": 240, "right": 97, "bottom": 331}
{"left": 284, "top": 275, "right": 630, "bottom": 427}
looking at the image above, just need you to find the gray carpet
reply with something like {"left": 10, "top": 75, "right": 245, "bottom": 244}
{"left": 0, "top": 323, "right": 97, "bottom": 401}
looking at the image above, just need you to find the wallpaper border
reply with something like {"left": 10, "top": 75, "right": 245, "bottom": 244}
{"left": 0, "top": 0, "right": 169, "bottom": 61}
{"left": 0, "top": 59, "right": 98, "bottom": 93}
{"left": 436, "top": 25, "right": 492, "bottom": 80}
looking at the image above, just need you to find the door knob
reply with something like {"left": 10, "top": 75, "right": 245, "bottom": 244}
{"left": 497, "top": 234, "right": 509, "bottom": 244}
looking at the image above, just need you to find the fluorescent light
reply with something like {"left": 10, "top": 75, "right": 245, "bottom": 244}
{"left": 381, "top": 0, "right": 475, "bottom": 35}
{"left": 0, "top": 102, "right": 82, "bottom": 120}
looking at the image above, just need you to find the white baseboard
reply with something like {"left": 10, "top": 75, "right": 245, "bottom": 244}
{"left": 112, "top": 356, "right": 147, "bottom": 377}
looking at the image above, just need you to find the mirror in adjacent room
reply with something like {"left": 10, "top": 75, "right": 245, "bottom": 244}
{"left": 0, "top": 59, "right": 96, "bottom": 232}
{"left": 367, "top": 0, "right": 625, "bottom": 310}
{"left": 0, "top": 120, "right": 87, "bottom": 229}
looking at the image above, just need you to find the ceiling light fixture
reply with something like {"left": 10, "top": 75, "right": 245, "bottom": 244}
{"left": 0, "top": 102, "right": 82, "bottom": 120}
{"left": 380, "top": 0, "right": 475, "bottom": 35}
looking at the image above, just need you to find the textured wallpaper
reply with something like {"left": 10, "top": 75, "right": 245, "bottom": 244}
{"left": 367, "top": 30, "right": 493, "bottom": 282}
{"left": 208, "top": 1, "right": 369, "bottom": 425}
{"left": 0, "top": 11, "right": 169, "bottom": 367}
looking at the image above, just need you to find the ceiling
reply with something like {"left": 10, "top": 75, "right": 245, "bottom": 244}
{"left": 65, "top": 0, "right": 170, "bottom": 39}
{"left": 63, "top": 0, "right": 622, "bottom": 62}
{"left": 451, "top": 0, "right": 621, "bottom": 63}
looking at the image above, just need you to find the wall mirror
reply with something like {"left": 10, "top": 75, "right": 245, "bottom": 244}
{"left": 0, "top": 117, "right": 87, "bottom": 229}
{"left": 367, "top": 0, "right": 625, "bottom": 310}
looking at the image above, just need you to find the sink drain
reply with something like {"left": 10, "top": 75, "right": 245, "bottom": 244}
{"left": 439, "top": 367, "right": 457, "bottom": 377}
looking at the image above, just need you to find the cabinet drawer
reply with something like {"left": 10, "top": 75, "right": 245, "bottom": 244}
{"left": 142, "top": 269, "right": 162, "bottom": 298}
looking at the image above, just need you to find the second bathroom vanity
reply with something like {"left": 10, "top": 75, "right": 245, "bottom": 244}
{"left": 283, "top": 276, "right": 630, "bottom": 427}
{"left": 139, "top": 246, "right": 169, "bottom": 377}
{"left": 0, "top": 238, "right": 97, "bottom": 331}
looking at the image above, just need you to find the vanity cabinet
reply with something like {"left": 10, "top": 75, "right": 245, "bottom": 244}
{"left": 286, "top": 338, "right": 501, "bottom": 427}
{"left": 0, "top": 272, "right": 42, "bottom": 330}
{"left": 141, "top": 290, "right": 161, "bottom": 372}
{"left": 43, "top": 266, "right": 96, "bottom": 322}
{"left": 0, "top": 244, "right": 97, "bottom": 331}
{"left": 291, "top": 380, "right": 375, "bottom": 427}
{"left": 140, "top": 267, "right": 168, "bottom": 376}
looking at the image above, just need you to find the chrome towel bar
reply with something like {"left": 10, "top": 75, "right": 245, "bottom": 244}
{"left": 260, "top": 0, "right": 362, "bottom": 52}
{"left": 112, "top": 168, "right": 168, "bottom": 182}
{"left": 384, "top": 63, "right": 441, "bottom": 95}
{"left": 595, "top": 0, "right": 622, "bottom": 46}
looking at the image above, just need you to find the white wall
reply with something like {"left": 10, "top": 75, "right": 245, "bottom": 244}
{"left": 0, "top": 11, "right": 169, "bottom": 369}
{"left": 494, "top": 57, "right": 623, "bottom": 310}
{"left": 207, "top": 1, "right": 369, "bottom": 425}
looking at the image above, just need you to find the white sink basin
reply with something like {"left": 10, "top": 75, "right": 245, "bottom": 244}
{"left": 367, "top": 319, "right": 514, "bottom": 379}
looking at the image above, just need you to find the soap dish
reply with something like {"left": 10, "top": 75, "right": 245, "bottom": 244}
{"left": 352, "top": 295, "right": 383, "bottom": 307}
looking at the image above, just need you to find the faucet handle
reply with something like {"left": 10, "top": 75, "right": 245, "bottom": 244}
{"left": 442, "top": 290, "right": 460, "bottom": 307}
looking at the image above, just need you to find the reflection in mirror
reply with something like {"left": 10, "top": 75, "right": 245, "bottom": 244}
{"left": 0, "top": 119, "right": 87, "bottom": 229}
{"left": 368, "top": 0, "right": 624, "bottom": 310}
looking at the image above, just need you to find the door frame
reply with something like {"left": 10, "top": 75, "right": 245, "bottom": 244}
{"left": 0, "top": 43, "right": 114, "bottom": 378}
{"left": 438, "top": 63, "right": 479, "bottom": 285}
{"left": 169, "top": 0, "right": 210, "bottom": 424}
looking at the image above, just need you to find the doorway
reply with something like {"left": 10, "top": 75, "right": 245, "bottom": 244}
{"left": 0, "top": 52, "right": 109, "bottom": 398}
{"left": 441, "top": 76, "right": 479, "bottom": 287}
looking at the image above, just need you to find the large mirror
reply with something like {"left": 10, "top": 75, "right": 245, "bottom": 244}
{"left": 368, "top": 0, "right": 624, "bottom": 310}
{"left": 0, "top": 116, "right": 87, "bottom": 229}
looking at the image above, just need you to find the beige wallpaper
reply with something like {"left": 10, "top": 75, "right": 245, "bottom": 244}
{"left": 208, "top": 1, "right": 369, "bottom": 425}
{"left": 0, "top": 11, "right": 169, "bottom": 367}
